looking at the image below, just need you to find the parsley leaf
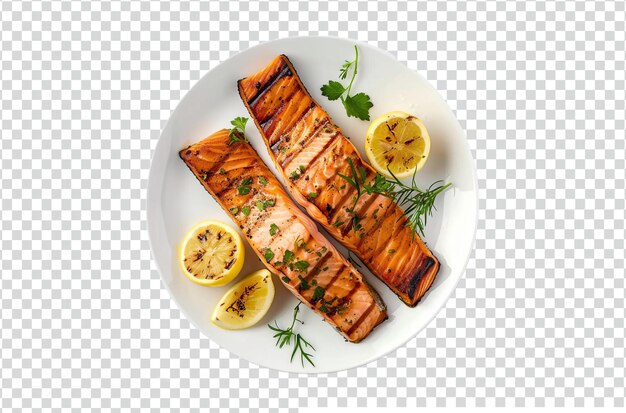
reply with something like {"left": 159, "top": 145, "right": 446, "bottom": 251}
{"left": 344, "top": 93, "right": 374, "bottom": 121}
{"left": 269, "top": 223, "right": 280, "bottom": 236}
{"left": 283, "top": 250, "right": 295, "bottom": 263}
{"left": 294, "top": 260, "right": 309, "bottom": 272}
{"left": 258, "top": 176, "right": 268, "bottom": 186}
{"left": 312, "top": 286, "right": 325, "bottom": 301}
{"left": 229, "top": 207, "right": 239, "bottom": 215}
{"left": 228, "top": 116, "right": 248, "bottom": 145}
{"left": 241, "top": 206, "right": 251, "bottom": 216}
{"left": 298, "top": 275, "right": 310, "bottom": 291}
{"left": 320, "top": 80, "right": 345, "bottom": 101}
{"left": 263, "top": 248, "right": 274, "bottom": 262}
{"left": 231, "top": 116, "right": 248, "bottom": 131}
{"left": 339, "top": 60, "right": 354, "bottom": 80}
{"left": 237, "top": 177, "right": 253, "bottom": 195}
{"left": 256, "top": 198, "right": 275, "bottom": 211}
{"left": 281, "top": 275, "right": 291, "bottom": 283}
{"left": 319, "top": 45, "right": 373, "bottom": 121}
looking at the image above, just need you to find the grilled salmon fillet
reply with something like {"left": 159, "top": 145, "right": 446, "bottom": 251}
{"left": 238, "top": 55, "right": 440, "bottom": 307}
{"left": 179, "top": 130, "right": 387, "bottom": 342}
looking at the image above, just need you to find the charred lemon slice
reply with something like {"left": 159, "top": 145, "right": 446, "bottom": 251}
{"left": 179, "top": 220, "right": 244, "bottom": 287}
{"left": 211, "top": 269, "right": 275, "bottom": 329}
{"left": 365, "top": 111, "right": 431, "bottom": 178}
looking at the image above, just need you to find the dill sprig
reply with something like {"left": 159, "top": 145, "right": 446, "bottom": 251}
{"left": 268, "top": 302, "right": 315, "bottom": 367}
{"left": 384, "top": 168, "right": 453, "bottom": 238}
{"left": 337, "top": 158, "right": 452, "bottom": 238}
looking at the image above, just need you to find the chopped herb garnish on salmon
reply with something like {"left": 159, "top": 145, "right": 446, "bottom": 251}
{"left": 237, "top": 177, "right": 253, "bottom": 195}
{"left": 294, "top": 260, "right": 309, "bottom": 272}
{"left": 256, "top": 198, "right": 275, "bottom": 211}
{"left": 263, "top": 248, "right": 274, "bottom": 262}
{"left": 269, "top": 223, "right": 280, "bottom": 236}
{"left": 298, "top": 275, "right": 310, "bottom": 290}
{"left": 219, "top": 167, "right": 226, "bottom": 174}
{"left": 312, "top": 286, "right": 325, "bottom": 301}
{"left": 289, "top": 170, "right": 301, "bottom": 180}
{"left": 281, "top": 276, "right": 290, "bottom": 283}
{"left": 283, "top": 250, "right": 295, "bottom": 263}
{"left": 332, "top": 220, "right": 345, "bottom": 227}
{"left": 229, "top": 207, "right": 239, "bottom": 215}
{"left": 259, "top": 176, "right": 268, "bottom": 186}
{"left": 241, "top": 206, "right": 251, "bottom": 216}
{"left": 309, "top": 192, "right": 318, "bottom": 199}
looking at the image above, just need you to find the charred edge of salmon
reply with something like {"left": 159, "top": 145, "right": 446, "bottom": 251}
{"left": 406, "top": 257, "right": 439, "bottom": 307}
{"left": 179, "top": 132, "right": 387, "bottom": 342}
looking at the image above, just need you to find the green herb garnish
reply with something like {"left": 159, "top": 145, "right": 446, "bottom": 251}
{"left": 294, "top": 260, "right": 309, "bottom": 272}
{"left": 259, "top": 176, "right": 268, "bottom": 186}
{"left": 298, "top": 275, "right": 310, "bottom": 290}
{"left": 237, "top": 177, "right": 253, "bottom": 195}
{"left": 256, "top": 198, "right": 275, "bottom": 211}
{"left": 269, "top": 223, "right": 280, "bottom": 236}
{"left": 309, "top": 192, "right": 318, "bottom": 199}
{"left": 268, "top": 302, "right": 315, "bottom": 367}
{"left": 388, "top": 249, "right": 396, "bottom": 254}
{"left": 263, "top": 248, "right": 274, "bottom": 262}
{"left": 241, "top": 206, "right": 251, "bottom": 216}
{"left": 219, "top": 167, "right": 226, "bottom": 174}
{"left": 320, "top": 46, "right": 373, "bottom": 121}
{"left": 229, "top": 207, "right": 239, "bottom": 215}
{"left": 281, "top": 276, "right": 290, "bottom": 283}
{"left": 289, "top": 169, "right": 301, "bottom": 181}
{"left": 312, "top": 286, "right": 325, "bottom": 301}
{"left": 228, "top": 116, "right": 248, "bottom": 145}
{"left": 283, "top": 250, "right": 295, "bottom": 263}
{"left": 383, "top": 169, "right": 453, "bottom": 237}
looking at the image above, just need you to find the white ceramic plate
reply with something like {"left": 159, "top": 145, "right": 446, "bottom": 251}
{"left": 147, "top": 36, "right": 477, "bottom": 373}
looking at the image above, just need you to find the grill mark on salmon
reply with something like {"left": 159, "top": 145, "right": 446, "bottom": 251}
{"left": 248, "top": 63, "right": 293, "bottom": 108}
{"left": 179, "top": 130, "right": 387, "bottom": 342}
{"left": 239, "top": 55, "right": 442, "bottom": 307}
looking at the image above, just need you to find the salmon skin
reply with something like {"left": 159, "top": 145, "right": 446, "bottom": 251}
{"left": 238, "top": 55, "right": 440, "bottom": 307}
{"left": 179, "top": 130, "right": 387, "bottom": 342}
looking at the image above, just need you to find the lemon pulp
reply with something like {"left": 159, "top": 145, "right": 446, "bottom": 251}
{"left": 179, "top": 220, "right": 244, "bottom": 287}
{"left": 211, "top": 269, "right": 275, "bottom": 330}
{"left": 365, "top": 111, "right": 431, "bottom": 178}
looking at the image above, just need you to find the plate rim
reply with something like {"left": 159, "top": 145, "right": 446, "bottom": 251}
{"left": 146, "top": 35, "right": 478, "bottom": 374}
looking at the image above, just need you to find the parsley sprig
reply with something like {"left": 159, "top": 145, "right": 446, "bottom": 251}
{"left": 320, "top": 45, "right": 373, "bottom": 121}
{"left": 228, "top": 116, "right": 248, "bottom": 145}
{"left": 268, "top": 302, "right": 315, "bottom": 367}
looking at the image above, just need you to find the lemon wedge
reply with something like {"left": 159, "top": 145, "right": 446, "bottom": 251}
{"left": 179, "top": 220, "right": 244, "bottom": 287}
{"left": 211, "top": 269, "right": 275, "bottom": 330}
{"left": 365, "top": 111, "right": 431, "bottom": 178}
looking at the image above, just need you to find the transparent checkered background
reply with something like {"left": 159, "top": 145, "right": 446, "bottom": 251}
{"left": 2, "top": 0, "right": 625, "bottom": 411}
